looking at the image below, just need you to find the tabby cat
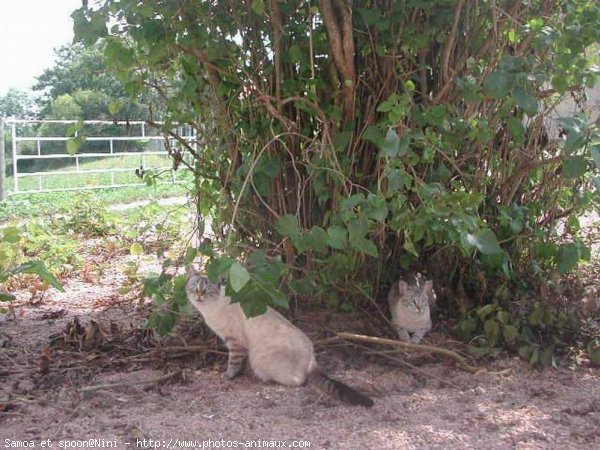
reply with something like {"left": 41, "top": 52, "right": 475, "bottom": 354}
{"left": 388, "top": 273, "right": 435, "bottom": 344}
{"left": 185, "top": 266, "right": 374, "bottom": 407}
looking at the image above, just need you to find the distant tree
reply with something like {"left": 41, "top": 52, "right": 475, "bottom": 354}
{"left": 0, "top": 88, "right": 36, "bottom": 118}
{"left": 46, "top": 94, "right": 84, "bottom": 119}
{"left": 33, "top": 43, "right": 151, "bottom": 120}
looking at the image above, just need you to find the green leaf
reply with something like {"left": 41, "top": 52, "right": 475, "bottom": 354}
{"left": 108, "top": 101, "right": 123, "bottom": 115}
{"left": 518, "top": 344, "right": 533, "bottom": 361}
{"left": 156, "top": 312, "right": 176, "bottom": 336}
{"left": 477, "top": 304, "right": 497, "bottom": 320}
{"left": 347, "top": 216, "right": 368, "bottom": 240}
{"left": 382, "top": 128, "right": 400, "bottom": 157}
{"left": 327, "top": 226, "right": 347, "bottom": 250}
{"left": 67, "top": 136, "right": 85, "bottom": 155}
{"left": 590, "top": 145, "right": 600, "bottom": 169}
{"left": 276, "top": 214, "right": 301, "bottom": 238}
{"left": 307, "top": 226, "right": 329, "bottom": 253}
{"left": 17, "top": 261, "right": 64, "bottom": 292}
{"left": 0, "top": 292, "right": 16, "bottom": 302}
{"left": 358, "top": 8, "right": 380, "bottom": 26}
{"left": 403, "top": 237, "right": 419, "bottom": 257}
{"left": 362, "top": 126, "right": 385, "bottom": 148}
{"left": 562, "top": 156, "right": 588, "bottom": 179}
{"left": 251, "top": 0, "right": 266, "bottom": 15}
{"left": 240, "top": 295, "right": 269, "bottom": 317}
{"left": 513, "top": 86, "right": 538, "bottom": 115}
{"left": 184, "top": 246, "right": 198, "bottom": 264}
{"left": 556, "top": 244, "right": 580, "bottom": 274}
{"left": 289, "top": 277, "right": 314, "bottom": 295}
{"left": 130, "top": 242, "right": 144, "bottom": 256}
{"left": 377, "top": 94, "right": 399, "bottom": 113}
{"left": 483, "top": 70, "right": 510, "bottom": 98}
{"left": 229, "top": 262, "right": 250, "bottom": 292}
{"left": 2, "top": 227, "right": 21, "bottom": 244}
{"left": 462, "top": 229, "right": 503, "bottom": 255}
{"left": 206, "top": 257, "right": 234, "bottom": 282}
{"left": 484, "top": 319, "right": 500, "bottom": 345}
{"left": 351, "top": 237, "right": 378, "bottom": 257}
{"left": 365, "top": 195, "right": 388, "bottom": 222}
{"left": 590, "top": 347, "right": 600, "bottom": 366}
{"left": 503, "top": 324, "right": 519, "bottom": 344}
{"left": 496, "top": 310, "right": 509, "bottom": 324}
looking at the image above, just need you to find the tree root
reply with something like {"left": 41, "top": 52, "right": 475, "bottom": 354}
{"left": 80, "top": 370, "right": 183, "bottom": 397}
{"left": 336, "top": 332, "right": 480, "bottom": 374}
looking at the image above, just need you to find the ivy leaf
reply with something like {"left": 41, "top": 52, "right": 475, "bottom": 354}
{"left": 67, "top": 136, "right": 85, "bottom": 155}
{"left": 240, "top": 295, "right": 268, "bottom": 317}
{"left": 382, "top": 128, "right": 400, "bottom": 157}
{"left": 307, "top": 226, "right": 329, "bottom": 253}
{"left": 562, "top": 156, "right": 588, "bottom": 179}
{"left": 276, "top": 214, "right": 301, "bottom": 238}
{"left": 503, "top": 324, "right": 519, "bottom": 344}
{"left": 206, "top": 257, "right": 234, "bottom": 282}
{"left": 326, "top": 226, "right": 347, "bottom": 250}
{"left": 351, "top": 237, "right": 379, "bottom": 257}
{"left": 513, "top": 86, "right": 538, "bottom": 115}
{"left": 590, "top": 145, "right": 600, "bottom": 169}
{"left": 229, "top": 262, "right": 250, "bottom": 292}
{"left": 483, "top": 70, "right": 510, "bottom": 99}
{"left": 484, "top": 319, "right": 500, "bottom": 346}
{"left": 184, "top": 246, "right": 198, "bottom": 264}
{"left": 462, "top": 229, "right": 503, "bottom": 255}
{"left": 362, "top": 126, "right": 385, "bottom": 148}
{"left": 365, "top": 195, "right": 388, "bottom": 222}
{"left": 556, "top": 244, "right": 579, "bottom": 274}
{"left": 590, "top": 347, "right": 600, "bottom": 366}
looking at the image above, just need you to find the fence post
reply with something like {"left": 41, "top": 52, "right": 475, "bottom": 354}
{"left": 0, "top": 118, "right": 5, "bottom": 200}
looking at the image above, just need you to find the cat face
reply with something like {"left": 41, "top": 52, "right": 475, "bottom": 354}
{"left": 397, "top": 276, "right": 435, "bottom": 313}
{"left": 186, "top": 266, "right": 220, "bottom": 302}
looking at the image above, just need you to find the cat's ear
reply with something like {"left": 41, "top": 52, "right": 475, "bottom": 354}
{"left": 185, "top": 265, "right": 198, "bottom": 278}
{"left": 397, "top": 280, "right": 408, "bottom": 295}
{"left": 424, "top": 280, "right": 434, "bottom": 293}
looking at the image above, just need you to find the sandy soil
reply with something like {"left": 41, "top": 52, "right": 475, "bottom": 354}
{"left": 1, "top": 249, "right": 598, "bottom": 450}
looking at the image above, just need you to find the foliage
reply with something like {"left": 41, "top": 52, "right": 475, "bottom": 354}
{"left": 75, "top": 1, "right": 600, "bottom": 356}
{"left": 453, "top": 300, "right": 581, "bottom": 368}
{"left": 0, "top": 88, "right": 36, "bottom": 118}
{"left": 0, "top": 226, "right": 64, "bottom": 313}
{"left": 33, "top": 43, "right": 151, "bottom": 120}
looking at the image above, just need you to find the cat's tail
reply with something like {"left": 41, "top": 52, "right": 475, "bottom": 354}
{"left": 307, "top": 368, "right": 374, "bottom": 407}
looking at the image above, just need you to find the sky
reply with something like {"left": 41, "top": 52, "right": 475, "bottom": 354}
{"left": 0, "top": 0, "right": 82, "bottom": 96}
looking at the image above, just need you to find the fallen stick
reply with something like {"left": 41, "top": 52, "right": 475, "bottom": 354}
{"left": 336, "top": 332, "right": 480, "bottom": 374}
{"left": 80, "top": 370, "right": 182, "bottom": 395}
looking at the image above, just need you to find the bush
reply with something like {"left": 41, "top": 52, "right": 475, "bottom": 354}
{"left": 75, "top": 1, "right": 600, "bottom": 360}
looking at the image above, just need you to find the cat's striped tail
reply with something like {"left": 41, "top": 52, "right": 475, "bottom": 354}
{"left": 307, "top": 368, "right": 374, "bottom": 407}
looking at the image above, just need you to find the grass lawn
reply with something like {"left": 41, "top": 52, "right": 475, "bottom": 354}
{"left": 1, "top": 154, "right": 193, "bottom": 221}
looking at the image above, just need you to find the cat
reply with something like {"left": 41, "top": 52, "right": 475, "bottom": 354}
{"left": 388, "top": 273, "right": 435, "bottom": 344}
{"left": 185, "top": 266, "right": 374, "bottom": 407}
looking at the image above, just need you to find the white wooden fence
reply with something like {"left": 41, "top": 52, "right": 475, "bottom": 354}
{"left": 1, "top": 119, "right": 194, "bottom": 196}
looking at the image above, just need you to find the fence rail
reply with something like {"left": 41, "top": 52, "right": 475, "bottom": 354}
{"left": 1, "top": 118, "right": 194, "bottom": 196}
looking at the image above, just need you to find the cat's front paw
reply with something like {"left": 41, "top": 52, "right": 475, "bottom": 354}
{"left": 394, "top": 327, "right": 411, "bottom": 341}
{"left": 410, "top": 336, "right": 423, "bottom": 344}
{"left": 226, "top": 367, "right": 242, "bottom": 380}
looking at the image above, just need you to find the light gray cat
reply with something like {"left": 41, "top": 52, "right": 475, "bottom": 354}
{"left": 388, "top": 273, "right": 436, "bottom": 344}
{"left": 185, "top": 266, "right": 374, "bottom": 407}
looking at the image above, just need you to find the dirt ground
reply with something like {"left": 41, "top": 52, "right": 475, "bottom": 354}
{"left": 1, "top": 244, "right": 599, "bottom": 450}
